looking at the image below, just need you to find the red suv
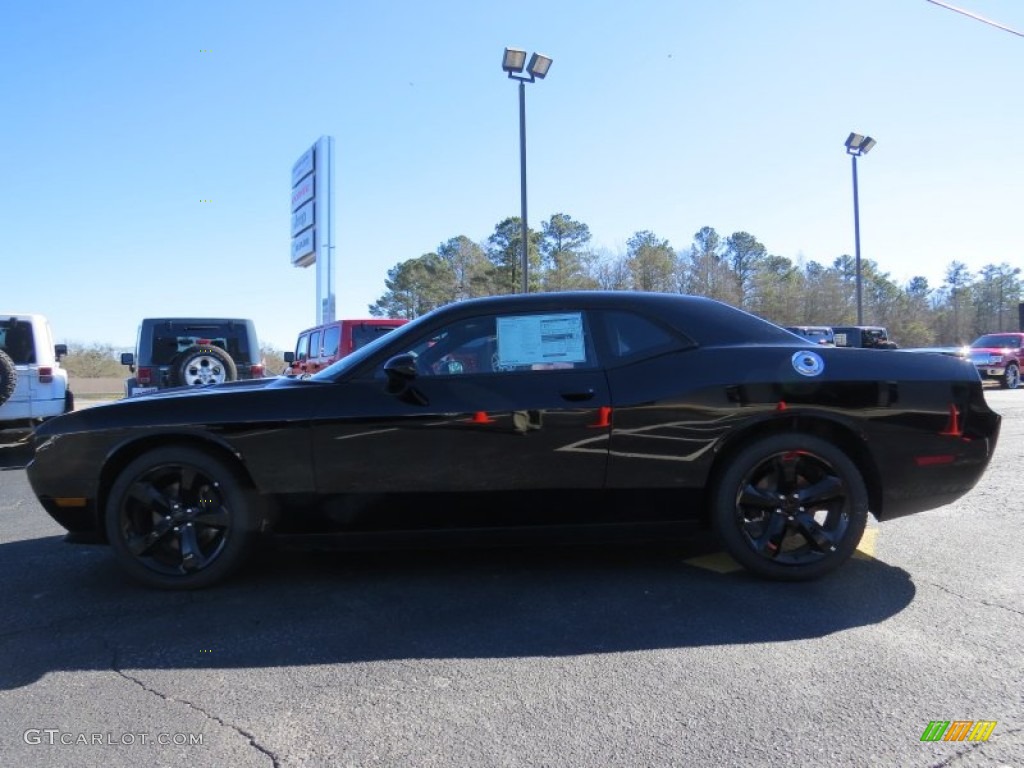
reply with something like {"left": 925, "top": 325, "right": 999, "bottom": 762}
{"left": 283, "top": 318, "right": 407, "bottom": 377}
{"left": 966, "top": 332, "right": 1023, "bottom": 389}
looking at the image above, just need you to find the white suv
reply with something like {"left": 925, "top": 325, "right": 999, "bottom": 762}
{"left": 0, "top": 313, "right": 73, "bottom": 428}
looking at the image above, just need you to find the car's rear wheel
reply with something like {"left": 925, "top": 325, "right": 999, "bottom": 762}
{"left": 712, "top": 434, "right": 868, "bottom": 581}
{"left": 105, "top": 446, "right": 259, "bottom": 589}
{"left": 1001, "top": 363, "right": 1019, "bottom": 390}
{"left": 172, "top": 345, "right": 237, "bottom": 387}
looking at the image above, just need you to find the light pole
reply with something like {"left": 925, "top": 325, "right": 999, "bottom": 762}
{"left": 502, "top": 47, "right": 552, "bottom": 294}
{"left": 845, "top": 132, "right": 876, "bottom": 325}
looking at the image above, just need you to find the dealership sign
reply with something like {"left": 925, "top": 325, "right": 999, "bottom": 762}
{"left": 290, "top": 142, "right": 321, "bottom": 268}
{"left": 291, "top": 200, "right": 314, "bottom": 237}
{"left": 291, "top": 175, "right": 314, "bottom": 210}
{"left": 291, "top": 228, "right": 315, "bottom": 263}
{"left": 289, "top": 136, "right": 335, "bottom": 324}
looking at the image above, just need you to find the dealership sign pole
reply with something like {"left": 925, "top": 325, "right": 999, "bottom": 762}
{"left": 290, "top": 136, "right": 336, "bottom": 324}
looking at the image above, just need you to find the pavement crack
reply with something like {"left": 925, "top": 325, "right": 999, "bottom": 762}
{"left": 924, "top": 581, "right": 1024, "bottom": 618}
{"left": 110, "top": 648, "right": 281, "bottom": 767}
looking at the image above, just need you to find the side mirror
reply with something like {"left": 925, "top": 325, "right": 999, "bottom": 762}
{"left": 383, "top": 353, "right": 428, "bottom": 405}
{"left": 120, "top": 352, "right": 135, "bottom": 366}
{"left": 283, "top": 351, "right": 295, "bottom": 364}
{"left": 383, "top": 353, "right": 419, "bottom": 394}
{"left": 55, "top": 344, "right": 68, "bottom": 360}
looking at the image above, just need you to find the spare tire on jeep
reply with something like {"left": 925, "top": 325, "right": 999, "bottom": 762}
{"left": 171, "top": 345, "right": 237, "bottom": 387}
{"left": 0, "top": 349, "right": 16, "bottom": 406}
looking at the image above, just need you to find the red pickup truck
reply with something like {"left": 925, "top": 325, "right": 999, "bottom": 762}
{"left": 966, "top": 332, "right": 1024, "bottom": 389}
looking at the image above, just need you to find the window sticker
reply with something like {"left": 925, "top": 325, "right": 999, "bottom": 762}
{"left": 496, "top": 313, "right": 586, "bottom": 367}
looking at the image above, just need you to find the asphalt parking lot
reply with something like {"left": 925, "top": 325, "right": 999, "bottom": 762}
{"left": 0, "top": 390, "right": 1021, "bottom": 767}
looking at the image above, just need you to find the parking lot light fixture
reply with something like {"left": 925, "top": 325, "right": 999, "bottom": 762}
{"left": 502, "top": 48, "right": 527, "bottom": 74}
{"left": 527, "top": 53, "right": 552, "bottom": 79}
{"left": 845, "top": 132, "right": 876, "bottom": 325}
{"left": 502, "top": 47, "right": 553, "bottom": 294}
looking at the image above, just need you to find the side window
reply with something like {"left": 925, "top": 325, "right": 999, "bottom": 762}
{"left": 495, "top": 312, "right": 594, "bottom": 371}
{"left": 322, "top": 326, "right": 341, "bottom": 358}
{"left": 399, "top": 311, "right": 595, "bottom": 377}
{"left": 600, "top": 310, "right": 683, "bottom": 362}
{"left": 309, "top": 331, "right": 322, "bottom": 360}
{"left": 295, "top": 333, "right": 310, "bottom": 362}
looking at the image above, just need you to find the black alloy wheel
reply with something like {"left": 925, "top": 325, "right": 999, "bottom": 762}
{"left": 105, "top": 446, "right": 259, "bottom": 589}
{"left": 712, "top": 434, "right": 868, "bottom": 581}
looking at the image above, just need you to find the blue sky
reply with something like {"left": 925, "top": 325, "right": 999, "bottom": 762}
{"left": 2, "top": 0, "right": 1022, "bottom": 350}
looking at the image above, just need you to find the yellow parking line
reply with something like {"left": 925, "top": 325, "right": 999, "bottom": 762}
{"left": 853, "top": 526, "right": 878, "bottom": 560}
{"left": 685, "top": 526, "right": 879, "bottom": 572}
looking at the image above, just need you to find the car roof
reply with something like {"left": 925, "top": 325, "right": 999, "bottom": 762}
{"left": 421, "top": 291, "right": 796, "bottom": 346}
{"left": 141, "top": 318, "right": 255, "bottom": 324}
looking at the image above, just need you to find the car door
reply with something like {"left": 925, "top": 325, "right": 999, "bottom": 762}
{"left": 310, "top": 309, "right": 611, "bottom": 494}
{"left": 595, "top": 308, "right": 722, "bottom": 490}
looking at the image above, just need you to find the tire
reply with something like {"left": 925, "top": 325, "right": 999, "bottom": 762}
{"left": 1001, "top": 363, "right": 1019, "bottom": 390}
{"left": 171, "top": 345, "right": 237, "bottom": 387}
{"left": 0, "top": 349, "right": 16, "bottom": 407}
{"left": 104, "top": 446, "right": 260, "bottom": 589}
{"left": 711, "top": 433, "right": 869, "bottom": 581}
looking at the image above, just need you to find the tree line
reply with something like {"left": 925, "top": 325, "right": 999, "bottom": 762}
{"left": 369, "top": 213, "right": 1022, "bottom": 347}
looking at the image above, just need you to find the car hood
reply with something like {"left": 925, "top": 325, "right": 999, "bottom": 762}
{"left": 127, "top": 377, "right": 283, "bottom": 400}
{"left": 33, "top": 376, "right": 319, "bottom": 439}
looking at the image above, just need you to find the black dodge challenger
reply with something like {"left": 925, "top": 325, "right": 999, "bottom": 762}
{"left": 27, "top": 292, "right": 1001, "bottom": 589}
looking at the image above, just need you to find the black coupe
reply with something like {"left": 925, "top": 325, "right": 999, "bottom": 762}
{"left": 27, "top": 292, "right": 1001, "bottom": 589}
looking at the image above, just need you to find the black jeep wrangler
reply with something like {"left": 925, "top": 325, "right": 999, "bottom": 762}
{"left": 831, "top": 325, "right": 899, "bottom": 349}
{"left": 120, "top": 318, "right": 265, "bottom": 397}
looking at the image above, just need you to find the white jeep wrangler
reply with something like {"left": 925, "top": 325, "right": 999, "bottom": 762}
{"left": 0, "top": 313, "right": 73, "bottom": 428}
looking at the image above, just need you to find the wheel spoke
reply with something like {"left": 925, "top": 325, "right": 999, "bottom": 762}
{"left": 796, "top": 474, "right": 845, "bottom": 508}
{"left": 193, "top": 507, "right": 229, "bottom": 528}
{"left": 749, "top": 513, "right": 789, "bottom": 558}
{"left": 794, "top": 511, "right": 839, "bottom": 552}
{"left": 127, "top": 481, "right": 173, "bottom": 514}
{"left": 178, "top": 524, "right": 210, "bottom": 573}
{"left": 125, "top": 516, "right": 175, "bottom": 556}
{"left": 738, "top": 482, "right": 779, "bottom": 510}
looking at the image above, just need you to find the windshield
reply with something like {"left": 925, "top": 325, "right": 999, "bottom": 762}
{"left": 972, "top": 334, "right": 1017, "bottom": 348}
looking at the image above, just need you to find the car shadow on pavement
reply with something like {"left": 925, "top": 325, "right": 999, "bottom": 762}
{"left": 0, "top": 535, "right": 915, "bottom": 690}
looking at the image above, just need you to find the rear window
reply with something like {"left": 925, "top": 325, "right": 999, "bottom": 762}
{"left": 0, "top": 319, "right": 36, "bottom": 364}
{"left": 351, "top": 323, "right": 403, "bottom": 351}
{"left": 148, "top": 323, "right": 252, "bottom": 365}
{"left": 600, "top": 310, "right": 684, "bottom": 361}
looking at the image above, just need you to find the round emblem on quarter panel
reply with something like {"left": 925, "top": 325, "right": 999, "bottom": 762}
{"left": 792, "top": 350, "right": 824, "bottom": 377}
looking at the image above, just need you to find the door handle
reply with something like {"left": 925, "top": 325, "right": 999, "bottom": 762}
{"left": 560, "top": 389, "right": 595, "bottom": 402}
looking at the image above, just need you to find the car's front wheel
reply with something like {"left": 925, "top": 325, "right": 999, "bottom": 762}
{"left": 104, "top": 446, "right": 259, "bottom": 589}
{"left": 1001, "top": 363, "right": 1020, "bottom": 390}
{"left": 711, "top": 434, "right": 868, "bottom": 581}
